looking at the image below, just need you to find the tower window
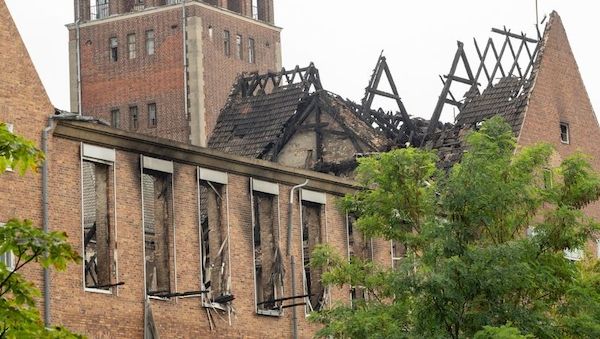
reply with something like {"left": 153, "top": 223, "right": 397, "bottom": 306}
{"left": 560, "top": 122, "right": 569, "bottom": 144}
{"left": 148, "top": 103, "right": 157, "bottom": 128}
{"left": 130, "top": 106, "right": 139, "bottom": 130}
{"left": 127, "top": 34, "right": 136, "bottom": 59}
{"left": 109, "top": 37, "right": 118, "bottom": 62}
{"left": 208, "top": 26, "right": 213, "bottom": 42}
{"left": 110, "top": 109, "right": 120, "bottom": 128}
{"left": 235, "top": 34, "right": 242, "bottom": 60}
{"left": 223, "top": 30, "right": 230, "bottom": 56}
{"left": 248, "top": 38, "right": 255, "bottom": 64}
{"left": 145, "top": 30, "right": 155, "bottom": 55}
{"left": 251, "top": 0, "right": 259, "bottom": 19}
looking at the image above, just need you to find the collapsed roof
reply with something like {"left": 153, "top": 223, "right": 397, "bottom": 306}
{"left": 208, "top": 12, "right": 567, "bottom": 173}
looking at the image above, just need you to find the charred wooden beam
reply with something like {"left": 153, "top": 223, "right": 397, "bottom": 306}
{"left": 491, "top": 27, "right": 538, "bottom": 43}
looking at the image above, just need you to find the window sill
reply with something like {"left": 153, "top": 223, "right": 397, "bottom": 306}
{"left": 84, "top": 287, "right": 113, "bottom": 295}
{"left": 203, "top": 301, "right": 227, "bottom": 311}
{"left": 148, "top": 295, "right": 171, "bottom": 301}
{"left": 257, "top": 309, "right": 283, "bottom": 317}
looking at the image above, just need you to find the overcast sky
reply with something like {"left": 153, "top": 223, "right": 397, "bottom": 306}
{"left": 5, "top": 1, "right": 600, "bottom": 123}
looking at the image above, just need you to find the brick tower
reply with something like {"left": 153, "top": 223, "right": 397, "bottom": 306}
{"left": 68, "top": 0, "right": 281, "bottom": 146}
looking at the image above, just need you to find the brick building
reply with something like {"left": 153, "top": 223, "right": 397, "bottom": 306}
{"left": 2, "top": 1, "right": 600, "bottom": 339}
{"left": 68, "top": 0, "right": 281, "bottom": 146}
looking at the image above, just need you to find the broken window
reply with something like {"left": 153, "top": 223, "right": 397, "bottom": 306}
{"left": 223, "top": 30, "right": 230, "bottom": 57}
{"left": 130, "top": 106, "right": 139, "bottom": 130}
{"left": 110, "top": 109, "right": 120, "bottom": 128}
{"left": 142, "top": 156, "right": 174, "bottom": 297}
{"left": 560, "top": 122, "right": 570, "bottom": 144}
{"left": 248, "top": 38, "right": 255, "bottom": 64}
{"left": 198, "top": 168, "right": 232, "bottom": 307}
{"left": 300, "top": 189, "right": 327, "bottom": 313}
{"left": 145, "top": 30, "right": 155, "bottom": 56}
{"left": 235, "top": 34, "right": 242, "bottom": 60}
{"left": 109, "top": 37, "right": 118, "bottom": 62}
{"left": 251, "top": 179, "right": 284, "bottom": 315}
{"left": 127, "top": 33, "right": 136, "bottom": 59}
{"left": 148, "top": 103, "right": 157, "bottom": 128}
{"left": 391, "top": 240, "right": 406, "bottom": 269}
{"left": 81, "top": 144, "right": 116, "bottom": 291}
{"left": 347, "top": 214, "right": 372, "bottom": 303}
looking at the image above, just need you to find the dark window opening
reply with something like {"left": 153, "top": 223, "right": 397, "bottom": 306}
{"left": 148, "top": 103, "right": 157, "bottom": 128}
{"left": 223, "top": 30, "right": 230, "bottom": 56}
{"left": 143, "top": 170, "right": 173, "bottom": 295}
{"left": 560, "top": 122, "right": 570, "bottom": 144}
{"left": 110, "top": 109, "right": 120, "bottom": 128}
{"left": 253, "top": 191, "right": 284, "bottom": 315}
{"left": 227, "top": 0, "right": 241, "bottom": 13}
{"left": 83, "top": 160, "right": 114, "bottom": 290}
{"left": 109, "top": 37, "right": 118, "bottom": 62}
{"left": 199, "top": 181, "right": 231, "bottom": 305}
{"left": 391, "top": 240, "right": 406, "bottom": 269}
{"left": 302, "top": 201, "right": 325, "bottom": 313}
{"left": 129, "top": 106, "right": 139, "bottom": 130}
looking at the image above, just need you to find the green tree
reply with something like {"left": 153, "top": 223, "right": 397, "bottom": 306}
{"left": 310, "top": 117, "right": 600, "bottom": 338}
{"left": 0, "top": 123, "right": 82, "bottom": 338}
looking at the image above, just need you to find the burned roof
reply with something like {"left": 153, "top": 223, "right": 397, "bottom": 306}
{"left": 208, "top": 64, "right": 392, "bottom": 168}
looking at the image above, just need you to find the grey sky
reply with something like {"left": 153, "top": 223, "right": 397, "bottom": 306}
{"left": 5, "top": 1, "right": 600, "bottom": 123}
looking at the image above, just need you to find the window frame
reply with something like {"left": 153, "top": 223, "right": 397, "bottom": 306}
{"left": 147, "top": 103, "right": 157, "bottom": 128}
{"left": 145, "top": 30, "right": 155, "bottom": 56}
{"left": 140, "top": 156, "right": 176, "bottom": 300}
{"left": 223, "top": 30, "right": 231, "bottom": 57}
{"left": 248, "top": 37, "right": 255, "bottom": 64}
{"left": 80, "top": 143, "right": 118, "bottom": 295}
{"left": 235, "top": 34, "right": 243, "bottom": 60}
{"left": 109, "top": 37, "right": 118, "bottom": 62}
{"left": 129, "top": 106, "right": 139, "bottom": 131}
{"left": 0, "top": 222, "right": 15, "bottom": 272}
{"left": 560, "top": 122, "right": 570, "bottom": 144}
{"left": 127, "top": 33, "right": 137, "bottom": 59}
{"left": 110, "top": 109, "right": 120, "bottom": 128}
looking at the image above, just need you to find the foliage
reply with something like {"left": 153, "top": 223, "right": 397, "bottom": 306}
{"left": 0, "top": 122, "right": 82, "bottom": 338}
{"left": 310, "top": 117, "right": 600, "bottom": 338}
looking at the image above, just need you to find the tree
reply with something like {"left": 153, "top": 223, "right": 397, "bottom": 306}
{"left": 310, "top": 117, "right": 600, "bottom": 338}
{"left": 0, "top": 123, "right": 82, "bottom": 338}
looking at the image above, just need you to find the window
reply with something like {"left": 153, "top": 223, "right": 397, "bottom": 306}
{"left": 110, "top": 109, "right": 120, "bottom": 128}
{"left": 145, "top": 30, "right": 155, "bottom": 55}
{"left": 227, "top": 0, "right": 241, "bottom": 13}
{"left": 0, "top": 223, "right": 14, "bottom": 271}
{"left": 81, "top": 144, "right": 117, "bottom": 291}
{"left": 251, "top": 179, "right": 284, "bottom": 316}
{"left": 148, "top": 103, "right": 157, "bottom": 128}
{"left": 109, "top": 37, "right": 118, "bottom": 62}
{"left": 300, "top": 189, "right": 327, "bottom": 314}
{"left": 251, "top": 0, "right": 259, "bottom": 19}
{"left": 199, "top": 168, "right": 231, "bottom": 307}
{"left": 560, "top": 122, "right": 569, "bottom": 144}
{"left": 235, "top": 34, "right": 242, "bottom": 60}
{"left": 94, "top": 0, "right": 110, "bottom": 20}
{"left": 142, "top": 156, "right": 174, "bottom": 297}
{"left": 166, "top": 0, "right": 182, "bottom": 4}
{"left": 347, "top": 214, "right": 371, "bottom": 304}
{"left": 127, "top": 34, "right": 136, "bottom": 59}
{"left": 248, "top": 38, "right": 255, "bottom": 64}
{"left": 223, "top": 30, "right": 230, "bottom": 56}
{"left": 391, "top": 240, "right": 406, "bottom": 269}
{"left": 208, "top": 26, "right": 213, "bottom": 42}
{"left": 564, "top": 248, "right": 583, "bottom": 261}
{"left": 129, "top": 106, "right": 139, "bottom": 130}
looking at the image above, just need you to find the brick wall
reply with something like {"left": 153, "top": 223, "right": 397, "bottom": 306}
{"left": 70, "top": 2, "right": 281, "bottom": 145}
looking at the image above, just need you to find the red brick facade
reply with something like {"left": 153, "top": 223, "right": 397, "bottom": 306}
{"left": 69, "top": 1, "right": 281, "bottom": 145}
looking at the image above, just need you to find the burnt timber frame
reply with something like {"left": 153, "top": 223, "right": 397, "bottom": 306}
{"left": 237, "top": 63, "right": 323, "bottom": 97}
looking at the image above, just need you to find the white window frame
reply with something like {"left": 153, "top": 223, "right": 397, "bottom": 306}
{"left": 4, "top": 123, "right": 14, "bottom": 172}
{"left": 80, "top": 143, "right": 118, "bottom": 295}
{"left": 560, "top": 122, "right": 570, "bottom": 144}
{"left": 299, "top": 189, "right": 327, "bottom": 316}
{"left": 197, "top": 167, "right": 231, "bottom": 310}
{"left": 250, "top": 178, "right": 283, "bottom": 316}
{"left": 140, "top": 155, "right": 177, "bottom": 300}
